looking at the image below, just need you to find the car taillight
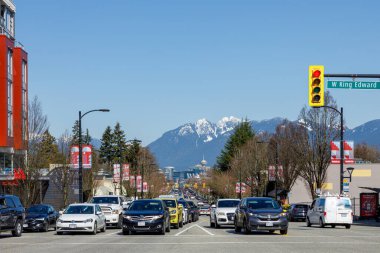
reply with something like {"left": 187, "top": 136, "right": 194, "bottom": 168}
{"left": 323, "top": 212, "right": 327, "bottom": 217}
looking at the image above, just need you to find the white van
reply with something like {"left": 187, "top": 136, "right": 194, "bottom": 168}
{"left": 306, "top": 195, "right": 353, "bottom": 229}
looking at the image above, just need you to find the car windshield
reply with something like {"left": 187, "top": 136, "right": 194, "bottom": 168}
{"left": 294, "top": 205, "right": 308, "bottom": 210}
{"left": 178, "top": 201, "right": 188, "bottom": 208}
{"left": 90, "top": 197, "right": 119, "bottom": 204}
{"left": 200, "top": 206, "right": 209, "bottom": 210}
{"left": 162, "top": 200, "right": 176, "bottom": 208}
{"left": 247, "top": 199, "right": 280, "bottom": 210}
{"left": 218, "top": 200, "right": 240, "bottom": 208}
{"left": 64, "top": 205, "right": 94, "bottom": 214}
{"left": 27, "top": 205, "right": 48, "bottom": 214}
{"left": 187, "top": 201, "right": 195, "bottom": 207}
{"left": 129, "top": 201, "right": 163, "bottom": 211}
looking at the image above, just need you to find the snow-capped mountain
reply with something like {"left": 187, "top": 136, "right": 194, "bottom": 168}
{"left": 148, "top": 117, "right": 283, "bottom": 170}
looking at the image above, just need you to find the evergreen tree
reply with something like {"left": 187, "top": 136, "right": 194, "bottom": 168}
{"left": 217, "top": 120, "right": 255, "bottom": 171}
{"left": 36, "top": 130, "right": 59, "bottom": 168}
{"left": 112, "top": 122, "right": 128, "bottom": 163}
{"left": 83, "top": 128, "right": 92, "bottom": 145}
{"left": 70, "top": 120, "right": 92, "bottom": 145}
{"left": 99, "top": 126, "right": 114, "bottom": 166}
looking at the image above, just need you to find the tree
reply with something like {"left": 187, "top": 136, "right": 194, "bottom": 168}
{"left": 70, "top": 121, "right": 92, "bottom": 146}
{"left": 268, "top": 120, "right": 308, "bottom": 198}
{"left": 112, "top": 122, "right": 127, "bottom": 164}
{"left": 35, "top": 130, "right": 59, "bottom": 169}
{"left": 217, "top": 120, "right": 255, "bottom": 171}
{"left": 99, "top": 126, "right": 113, "bottom": 172}
{"left": 355, "top": 143, "right": 380, "bottom": 163}
{"left": 298, "top": 92, "right": 341, "bottom": 199}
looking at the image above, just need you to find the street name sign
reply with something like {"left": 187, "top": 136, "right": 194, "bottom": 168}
{"left": 327, "top": 81, "right": 380, "bottom": 89}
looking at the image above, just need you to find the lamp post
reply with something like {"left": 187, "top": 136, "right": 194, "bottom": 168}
{"left": 78, "top": 109, "right": 110, "bottom": 203}
{"left": 316, "top": 106, "right": 344, "bottom": 194}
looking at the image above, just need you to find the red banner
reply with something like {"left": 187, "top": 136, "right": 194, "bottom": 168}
{"left": 130, "top": 176, "right": 135, "bottom": 188}
{"left": 70, "top": 145, "right": 92, "bottom": 169}
{"left": 143, "top": 182, "right": 148, "bottom": 193}
{"left": 136, "top": 175, "right": 142, "bottom": 192}
{"left": 235, "top": 182, "right": 247, "bottom": 193}
{"left": 331, "top": 141, "right": 355, "bottom": 164}
{"left": 122, "top": 164, "right": 130, "bottom": 181}
{"left": 113, "top": 164, "right": 120, "bottom": 183}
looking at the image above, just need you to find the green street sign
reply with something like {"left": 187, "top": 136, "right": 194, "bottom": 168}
{"left": 327, "top": 80, "right": 380, "bottom": 89}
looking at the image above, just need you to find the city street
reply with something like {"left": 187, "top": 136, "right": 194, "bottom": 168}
{"left": 1, "top": 216, "right": 380, "bottom": 253}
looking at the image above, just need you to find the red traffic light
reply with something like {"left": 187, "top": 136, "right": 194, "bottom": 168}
{"left": 312, "top": 70, "right": 321, "bottom": 78}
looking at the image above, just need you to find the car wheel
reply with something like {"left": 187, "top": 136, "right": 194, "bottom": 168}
{"left": 306, "top": 217, "right": 311, "bottom": 227}
{"left": 215, "top": 219, "right": 220, "bottom": 229}
{"left": 269, "top": 230, "right": 275, "bottom": 234}
{"left": 122, "top": 228, "right": 129, "bottom": 235}
{"left": 43, "top": 222, "right": 49, "bottom": 232}
{"left": 179, "top": 218, "right": 183, "bottom": 228}
{"left": 243, "top": 219, "right": 250, "bottom": 234}
{"left": 319, "top": 218, "right": 324, "bottom": 228}
{"left": 166, "top": 221, "right": 171, "bottom": 232}
{"left": 345, "top": 224, "right": 351, "bottom": 229}
{"left": 189, "top": 215, "right": 192, "bottom": 223}
{"left": 280, "top": 229, "right": 288, "bottom": 235}
{"left": 101, "top": 223, "right": 106, "bottom": 232}
{"left": 56, "top": 232, "right": 63, "bottom": 235}
{"left": 210, "top": 217, "right": 215, "bottom": 228}
{"left": 331, "top": 224, "right": 336, "bottom": 228}
{"left": 234, "top": 218, "right": 241, "bottom": 233}
{"left": 117, "top": 215, "right": 122, "bottom": 229}
{"left": 161, "top": 222, "right": 166, "bottom": 235}
{"left": 12, "top": 220, "right": 22, "bottom": 237}
{"left": 92, "top": 222, "right": 97, "bottom": 235}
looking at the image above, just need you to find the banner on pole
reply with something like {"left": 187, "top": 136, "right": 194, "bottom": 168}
{"left": 136, "top": 175, "right": 142, "bottom": 192}
{"left": 331, "top": 141, "right": 354, "bottom": 164}
{"left": 113, "top": 164, "right": 120, "bottom": 183}
{"left": 122, "top": 164, "right": 130, "bottom": 181}
{"left": 235, "top": 182, "right": 247, "bottom": 193}
{"left": 70, "top": 145, "right": 92, "bottom": 169}
{"left": 143, "top": 182, "right": 148, "bottom": 193}
{"left": 130, "top": 176, "right": 135, "bottom": 188}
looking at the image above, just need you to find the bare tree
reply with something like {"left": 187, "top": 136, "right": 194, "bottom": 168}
{"left": 298, "top": 92, "right": 341, "bottom": 199}
{"left": 355, "top": 143, "right": 380, "bottom": 163}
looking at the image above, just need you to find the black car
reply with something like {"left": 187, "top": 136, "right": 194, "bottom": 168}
{"left": 24, "top": 204, "right": 59, "bottom": 232}
{"left": 122, "top": 199, "right": 170, "bottom": 235}
{"left": 234, "top": 197, "right": 288, "bottom": 235}
{"left": 0, "top": 194, "right": 25, "bottom": 237}
{"left": 186, "top": 200, "right": 199, "bottom": 222}
{"left": 288, "top": 204, "right": 309, "bottom": 222}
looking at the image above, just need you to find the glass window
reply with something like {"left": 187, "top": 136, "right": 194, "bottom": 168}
{"left": 218, "top": 200, "right": 240, "bottom": 208}
{"left": 64, "top": 205, "right": 94, "bottom": 214}
{"left": 246, "top": 199, "right": 280, "bottom": 209}
{"left": 319, "top": 199, "right": 325, "bottom": 207}
{"left": 162, "top": 200, "right": 176, "bottom": 208}
{"left": 337, "top": 199, "right": 352, "bottom": 209}
{"left": 27, "top": 205, "right": 48, "bottom": 214}
{"left": 21, "top": 61, "right": 27, "bottom": 141}
{"left": 90, "top": 197, "right": 119, "bottom": 204}
{"left": 5, "top": 197, "right": 15, "bottom": 208}
{"left": 7, "top": 49, "right": 13, "bottom": 137}
{"left": 129, "top": 200, "right": 163, "bottom": 211}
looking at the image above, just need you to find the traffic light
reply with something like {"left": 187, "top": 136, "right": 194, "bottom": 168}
{"left": 308, "top": 65, "right": 324, "bottom": 107}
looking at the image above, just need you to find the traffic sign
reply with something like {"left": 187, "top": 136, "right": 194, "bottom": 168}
{"left": 327, "top": 81, "right": 380, "bottom": 89}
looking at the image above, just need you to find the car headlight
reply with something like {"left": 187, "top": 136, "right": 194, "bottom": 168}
{"left": 85, "top": 218, "right": 94, "bottom": 223}
{"left": 35, "top": 218, "right": 46, "bottom": 221}
{"left": 170, "top": 210, "right": 176, "bottom": 214}
{"left": 123, "top": 215, "right": 132, "bottom": 220}
{"left": 153, "top": 215, "right": 164, "bottom": 220}
{"left": 280, "top": 213, "right": 287, "bottom": 217}
{"left": 248, "top": 213, "right": 258, "bottom": 217}
{"left": 217, "top": 212, "right": 225, "bottom": 216}
{"left": 57, "top": 219, "right": 63, "bottom": 223}
{"left": 112, "top": 210, "right": 119, "bottom": 214}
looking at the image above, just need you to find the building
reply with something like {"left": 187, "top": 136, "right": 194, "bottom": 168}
{"left": 0, "top": 0, "right": 28, "bottom": 183}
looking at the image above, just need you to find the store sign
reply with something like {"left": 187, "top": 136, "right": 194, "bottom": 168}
{"left": 70, "top": 145, "right": 92, "bottom": 169}
{"left": 360, "top": 193, "right": 379, "bottom": 218}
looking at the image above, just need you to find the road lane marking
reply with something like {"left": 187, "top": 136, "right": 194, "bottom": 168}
{"left": 174, "top": 224, "right": 198, "bottom": 236}
{"left": 106, "top": 231, "right": 121, "bottom": 236}
{"left": 195, "top": 224, "right": 214, "bottom": 236}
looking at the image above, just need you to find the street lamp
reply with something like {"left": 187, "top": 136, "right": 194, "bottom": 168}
{"left": 78, "top": 109, "right": 110, "bottom": 203}
{"left": 345, "top": 167, "right": 355, "bottom": 182}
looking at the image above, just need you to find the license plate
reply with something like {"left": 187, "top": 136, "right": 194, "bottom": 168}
{"left": 69, "top": 224, "right": 77, "bottom": 228}
{"left": 231, "top": 217, "right": 234, "bottom": 221}
{"left": 266, "top": 222, "right": 274, "bottom": 227}
{"left": 138, "top": 221, "right": 145, "bottom": 226}
{"left": 23, "top": 224, "right": 28, "bottom": 228}
{"left": 341, "top": 214, "right": 347, "bottom": 217}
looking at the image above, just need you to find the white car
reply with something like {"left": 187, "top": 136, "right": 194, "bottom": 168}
{"left": 56, "top": 204, "right": 106, "bottom": 235}
{"left": 210, "top": 199, "right": 240, "bottom": 228}
{"left": 89, "top": 195, "right": 129, "bottom": 228}
{"left": 306, "top": 195, "right": 353, "bottom": 229}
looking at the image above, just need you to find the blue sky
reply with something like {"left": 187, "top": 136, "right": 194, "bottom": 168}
{"left": 16, "top": 0, "right": 380, "bottom": 144}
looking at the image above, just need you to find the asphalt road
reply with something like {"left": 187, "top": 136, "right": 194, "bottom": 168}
{"left": 1, "top": 216, "right": 380, "bottom": 253}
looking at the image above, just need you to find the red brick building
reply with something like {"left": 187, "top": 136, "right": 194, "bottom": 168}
{"left": 0, "top": 0, "right": 28, "bottom": 181}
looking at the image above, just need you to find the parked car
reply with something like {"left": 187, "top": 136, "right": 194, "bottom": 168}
{"left": 24, "top": 204, "right": 59, "bottom": 232}
{"left": 210, "top": 199, "right": 240, "bottom": 228}
{"left": 234, "top": 197, "right": 288, "bottom": 235}
{"left": 56, "top": 203, "right": 106, "bottom": 235}
{"left": 178, "top": 200, "right": 191, "bottom": 224}
{"left": 200, "top": 205, "right": 211, "bottom": 216}
{"left": 186, "top": 200, "right": 199, "bottom": 222}
{"left": 306, "top": 195, "right": 353, "bottom": 229}
{"left": 288, "top": 204, "right": 309, "bottom": 222}
{"left": 158, "top": 196, "right": 183, "bottom": 229}
{"left": 122, "top": 199, "right": 170, "bottom": 235}
{"left": 89, "top": 195, "right": 129, "bottom": 228}
{"left": 0, "top": 194, "right": 25, "bottom": 237}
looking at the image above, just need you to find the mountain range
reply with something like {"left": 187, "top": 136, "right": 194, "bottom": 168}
{"left": 90, "top": 117, "right": 380, "bottom": 170}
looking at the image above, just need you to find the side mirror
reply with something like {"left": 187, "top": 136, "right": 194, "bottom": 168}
{"left": 59, "top": 211, "right": 63, "bottom": 215}
{"left": 96, "top": 211, "right": 102, "bottom": 215}
{"left": 211, "top": 204, "right": 216, "bottom": 209}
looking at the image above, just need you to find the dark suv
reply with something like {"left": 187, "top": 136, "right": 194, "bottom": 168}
{"left": 0, "top": 195, "right": 25, "bottom": 237}
{"left": 234, "top": 197, "right": 288, "bottom": 235}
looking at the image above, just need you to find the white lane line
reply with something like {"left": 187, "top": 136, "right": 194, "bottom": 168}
{"left": 174, "top": 224, "right": 198, "bottom": 236}
{"left": 106, "top": 231, "right": 121, "bottom": 236}
{"left": 195, "top": 224, "right": 214, "bottom": 236}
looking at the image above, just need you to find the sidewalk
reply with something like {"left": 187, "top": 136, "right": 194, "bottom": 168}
{"left": 353, "top": 218, "right": 380, "bottom": 227}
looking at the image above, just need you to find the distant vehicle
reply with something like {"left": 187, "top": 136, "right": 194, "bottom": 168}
{"left": 24, "top": 204, "right": 59, "bottom": 232}
{"left": 122, "top": 199, "right": 170, "bottom": 235}
{"left": 210, "top": 199, "right": 240, "bottom": 228}
{"left": 178, "top": 200, "right": 191, "bottom": 224}
{"left": 306, "top": 195, "right": 353, "bottom": 229}
{"left": 234, "top": 197, "right": 289, "bottom": 235}
{"left": 199, "top": 205, "right": 211, "bottom": 216}
{"left": 289, "top": 204, "right": 309, "bottom": 222}
{"left": 158, "top": 196, "right": 183, "bottom": 229}
{"left": 186, "top": 200, "right": 199, "bottom": 222}
{"left": 89, "top": 195, "right": 129, "bottom": 228}
{"left": 0, "top": 194, "right": 25, "bottom": 237}
{"left": 56, "top": 203, "right": 106, "bottom": 235}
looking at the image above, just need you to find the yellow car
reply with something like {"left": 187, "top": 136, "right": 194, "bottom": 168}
{"left": 158, "top": 196, "right": 183, "bottom": 229}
